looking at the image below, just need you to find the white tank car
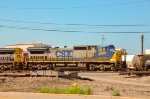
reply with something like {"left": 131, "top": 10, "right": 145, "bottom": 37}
{"left": 126, "top": 55, "right": 140, "bottom": 70}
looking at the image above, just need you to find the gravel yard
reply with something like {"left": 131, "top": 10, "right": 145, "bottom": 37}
{"left": 0, "top": 72, "right": 150, "bottom": 99}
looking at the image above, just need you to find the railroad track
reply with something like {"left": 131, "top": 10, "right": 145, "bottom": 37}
{"left": 119, "top": 71, "right": 150, "bottom": 76}
{"left": 0, "top": 70, "right": 55, "bottom": 77}
{"left": 0, "top": 70, "right": 118, "bottom": 77}
{"left": 0, "top": 70, "right": 149, "bottom": 77}
{"left": 80, "top": 71, "right": 118, "bottom": 73}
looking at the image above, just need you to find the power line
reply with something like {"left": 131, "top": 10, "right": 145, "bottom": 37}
{"left": 0, "top": 19, "right": 149, "bottom": 27}
{"left": 0, "top": 0, "right": 149, "bottom": 10}
{"left": 0, "top": 25, "right": 150, "bottom": 33}
{"left": 0, "top": 19, "right": 59, "bottom": 25}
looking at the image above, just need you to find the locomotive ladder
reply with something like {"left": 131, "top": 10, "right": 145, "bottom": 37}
{"left": 116, "top": 61, "right": 122, "bottom": 71}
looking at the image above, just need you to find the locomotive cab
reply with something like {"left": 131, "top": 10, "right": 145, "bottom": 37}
{"left": 94, "top": 45, "right": 115, "bottom": 59}
{"left": 92, "top": 45, "right": 123, "bottom": 71}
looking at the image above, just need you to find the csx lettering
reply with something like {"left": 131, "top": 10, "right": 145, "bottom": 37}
{"left": 56, "top": 50, "right": 73, "bottom": 57}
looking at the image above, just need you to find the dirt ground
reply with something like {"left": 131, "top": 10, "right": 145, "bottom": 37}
{"left": 0, "top": 92, "right": 147, "bottom": 99}
{"left": 0, "top": 72, "right": 150, "bottom": 99}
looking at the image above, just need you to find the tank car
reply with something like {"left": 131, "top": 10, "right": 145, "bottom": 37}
{"left": 140, "top": 54, "right": 150, "bottom": 71}
{"left": 145, "top": 60, "right": 150, "bottom": 70}
{"left": 125, "top": 55, "right": 141, "bottom": 71}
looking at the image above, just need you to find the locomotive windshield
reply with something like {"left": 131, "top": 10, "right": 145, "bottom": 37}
{"left": 107, "top": 45, "right": 115, "bottom": 51}
{"left": 99, "top": 45, "right": 115, "bottom": 52}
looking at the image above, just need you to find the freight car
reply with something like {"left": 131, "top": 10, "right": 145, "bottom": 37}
{"left": 121, "top": 54, "right": 150, "bottom": 72}
{"left": 119, "top": 54, "right": 150, "bottom": 76}
{"left": 0, "top": 44, "right": 125, "bottom": 71}
{"left": 125, "top": 55, "right": 141, "bottom": 70}
{"left": 140, "top": 54, "right": 150, "bottom": 70}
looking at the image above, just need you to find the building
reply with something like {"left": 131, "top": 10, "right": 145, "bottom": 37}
{"left": 145, "top": 49, "right": 150, "bottom": 54}
{"left": 4, "top": 42, "right": 51, "bottom": 51}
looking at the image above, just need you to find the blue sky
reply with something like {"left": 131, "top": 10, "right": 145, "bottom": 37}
{"left": 0, "top": 0, "right": 150, "bottom": 54}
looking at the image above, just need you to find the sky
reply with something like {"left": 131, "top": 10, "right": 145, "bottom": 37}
{"left": 0, "top": 0, "right": 150, "bottom": 54}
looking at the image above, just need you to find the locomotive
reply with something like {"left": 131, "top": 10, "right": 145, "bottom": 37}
{"left": 0, "top": 44, "right": 125, "bottom": 71}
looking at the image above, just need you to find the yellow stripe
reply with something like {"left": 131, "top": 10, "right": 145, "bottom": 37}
{"left": 0, "top": 62, "right": 13, "bottom": 63}
{"left": 26, "top": 60, "right": 115, "bottom": 63}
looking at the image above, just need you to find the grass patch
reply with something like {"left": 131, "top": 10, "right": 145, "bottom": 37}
{"left": 38, "top": 83, "right": 92, "bottom": 95}
{"left": 111, "top": 90, "right": 121, "bottom": 96}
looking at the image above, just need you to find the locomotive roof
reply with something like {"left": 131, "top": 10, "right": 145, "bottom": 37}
{"left": 0, "top": 48, "right": 15, "bottom": 52}
{"left": 51, "top": 48, "right": 73, "bottom": 50}
{"left": 0, "top": 48, "right": 15, "bottom": 50}
{"left": 27, "top": 47, "right": 49, "bottom": 51}
{"left": 73, "top": 45, "right": 99, "bottom": 47}
{"left": 5, "top": 42, "right": 49, "bottom": 46}
{"left": 73, "top": 45, "right": 114, "bottom": 47}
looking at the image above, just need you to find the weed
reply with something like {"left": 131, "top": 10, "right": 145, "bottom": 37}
{"left": 38, "top": 83, "right": 92, "bottom": 95}
{"left": 111, "top": 90, "right": 121, "bottom": 96}
{"left": 39, "top": 87, "right": 51, "bottom": 93}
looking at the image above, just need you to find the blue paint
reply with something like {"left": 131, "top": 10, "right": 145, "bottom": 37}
{"left": 0, "top": 59, "right": 9, "bottom": 62}
{"left": 93, "top": 45, "right": 115, "bottom": 60}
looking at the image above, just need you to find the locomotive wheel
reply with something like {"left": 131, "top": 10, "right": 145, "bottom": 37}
{"left": 89, "top": 66, "right": 95, "bottom": 71}
{"left": 100, "top": 66, "right": 104, "bottom": 71}
{"left": 111, "top": 66, "right": 116, "bottom": 71}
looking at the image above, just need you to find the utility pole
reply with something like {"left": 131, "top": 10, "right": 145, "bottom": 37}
{"left": 141, "top": 35, "right": 144, "bottom": 55}
{"left": 101, "top": 35, "right": 105, "bottom": 46}
{"left": 139, "top": 35, "right": 144, "bottom": 69}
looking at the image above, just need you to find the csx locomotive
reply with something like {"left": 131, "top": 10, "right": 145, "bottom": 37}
{"left": 0, "top": 44, "right": 125, "bottom": 71}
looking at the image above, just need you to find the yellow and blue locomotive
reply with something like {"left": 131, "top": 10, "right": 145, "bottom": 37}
{"left": 0, "top": 44, "right": 124, "bottom": 71}
{"left": 86, "top": 45, "right": 123, "bottom": 71}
